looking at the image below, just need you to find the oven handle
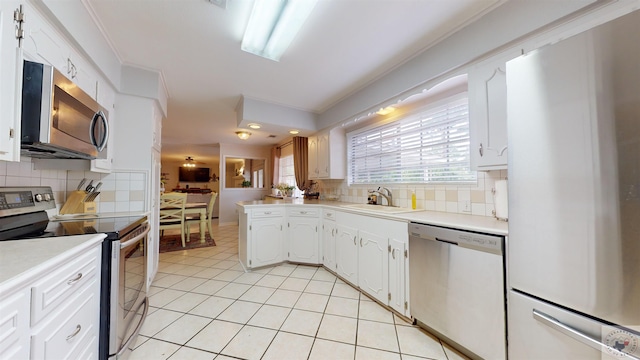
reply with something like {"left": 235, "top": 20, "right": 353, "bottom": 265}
{"left": 119, "top": 224, "right": 150, "bottom": 250}
{"left": 116, "top": 297, "right": 149, "bottom": 357}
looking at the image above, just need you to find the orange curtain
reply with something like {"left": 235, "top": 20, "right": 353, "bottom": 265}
{"left": 292, "top": 137, "right": 308, "bottom": 190}
{"left": 271, "top": 146, "right": 281, "bottom": 187}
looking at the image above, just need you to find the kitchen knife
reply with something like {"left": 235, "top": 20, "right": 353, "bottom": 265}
{"left": 85, "top": 180, "right": 94, "bottom": 192}
{"left": 77, "top": 178, "right": 87, "bottom": 191}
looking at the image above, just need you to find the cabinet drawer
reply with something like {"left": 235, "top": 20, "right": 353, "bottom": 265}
{"left": 251, "top": 208, "right": 283, "bottom": 218}
{"left": 0, "top": 290, "right": 29, "bottom": 360}
{"left": 30, "top": 247, "right": 100, "bottom": 325}
{"left": 323, "top": 209, "right": 336, "bottom": 221}
{"left": 31, "top": 281, "right": 99, "bottom": 360}
{"left": 287, "top": 208, "right": 319, "bottom": 217}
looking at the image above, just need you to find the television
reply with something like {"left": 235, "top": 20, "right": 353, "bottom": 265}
{"left": 179, "top": 167, "right": 210, "bottom": 182}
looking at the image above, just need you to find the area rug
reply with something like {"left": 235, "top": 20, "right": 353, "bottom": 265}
{"left": 159, "top": 233, "right": 216, "bottom": 253}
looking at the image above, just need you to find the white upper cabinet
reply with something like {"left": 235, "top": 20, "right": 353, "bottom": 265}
{"left": 468, "top": 49, "right": 520, "bottom": 170}
{"left": 21, "top": 3, "right": 99, "bottom": 100}
{"left": 0, "top": 1, "right": 24, "bottom": 162}
{"left": 308, "top": 127, "right": 345, "bottom": 179}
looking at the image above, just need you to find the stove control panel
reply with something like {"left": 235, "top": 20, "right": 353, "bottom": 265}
{"left": 0, "top": 186, "right": 55, "bottom": 215}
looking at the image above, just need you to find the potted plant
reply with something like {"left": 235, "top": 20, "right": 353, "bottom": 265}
{"left": 276, "top": 183, "right": 295, "bottom": 197}
{"left": 241, "top": 180, "right": 252, "bottom": 188}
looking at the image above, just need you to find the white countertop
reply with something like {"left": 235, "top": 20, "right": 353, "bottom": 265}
{"left": 237, "top": 199, "right": 508, "bottom": 236}
{"left": 0, "top": 234, "right": 105, "bottom": 293}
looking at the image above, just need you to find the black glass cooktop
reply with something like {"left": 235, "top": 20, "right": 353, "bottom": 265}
{"left": 44, "top": 215, "right": 147, "bottom": 240}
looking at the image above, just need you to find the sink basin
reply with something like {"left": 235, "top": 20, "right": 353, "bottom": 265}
{"left": 342, "top": 204, "right": 416, "bottom": 214}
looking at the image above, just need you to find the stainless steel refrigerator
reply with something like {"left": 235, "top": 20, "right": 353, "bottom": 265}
{"left": 506, "top": 9, "right": 640, "bottom": 360}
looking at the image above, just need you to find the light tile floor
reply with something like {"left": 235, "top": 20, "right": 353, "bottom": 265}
{"left": 130, "top": 224, "right": 469, "bottom": 360}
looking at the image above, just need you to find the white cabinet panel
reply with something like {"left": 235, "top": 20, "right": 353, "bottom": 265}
{"left": 469, "top": 49, "right": 520, "bottom": 170}
{"left": 250, "top": 217, "right": 284, "bottom": 268}
{"left": 30, "top": 246, "right": 100, "bottom": 325}
{"left": 358, "top": 229, "right": 388, "bottom": 304}
{"left": 389, "top": 237, "right": 407, "bottom": 316}
{"left": 0, "top": 1, "right": 23, "bottom": 161}
{"left": 0, "top": 289, "right": 29, "bottom": 360}
{"left": 287, "top": 216, "right": 319, "bottom": 264}
{"left": 335, "top": 223, "right": 358, "bottom": 285}
{"left": 308, "top": 127, "right": 345, "bottom": 180}
{"left": 322, "top": 219, "right": 336, "bottom": 271}
{"left": 30, "top": 281, "right": 99, "bottom": 360}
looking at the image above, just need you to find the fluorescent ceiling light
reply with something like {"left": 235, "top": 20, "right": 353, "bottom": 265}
{"left": 241, "top": 0, "right": 318, "bottom": 61}
{"left": 248, "top": 123, "right": 261, "bottom": 129}
{"left": 289, "top": 129, "right": 299, "bottom": 135}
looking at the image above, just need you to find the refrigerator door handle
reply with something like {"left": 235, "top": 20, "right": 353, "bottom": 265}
{"left": 533, "top": 309, "right": 640, "bottom": 360}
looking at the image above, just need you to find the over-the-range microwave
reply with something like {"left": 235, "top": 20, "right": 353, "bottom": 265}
{"left": 21, "top": 60, "right": 109, "bottom": 160}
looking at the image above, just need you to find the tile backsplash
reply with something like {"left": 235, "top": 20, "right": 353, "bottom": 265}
{"left": 317, "top": 170, "right": 507, "bottom": 217}
{"left": 0, "top": 158, "right": 148, "bottom": 214}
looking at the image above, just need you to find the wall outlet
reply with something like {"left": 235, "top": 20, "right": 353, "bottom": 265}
{"left": 462, "top": 200, "right": 471, "bottom": 213}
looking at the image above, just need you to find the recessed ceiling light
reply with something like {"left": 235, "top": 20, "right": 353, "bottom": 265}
{"left": 248, "top": 123, "right": 261, "bottom": 129}
{"left": 236, "top": 131, "right": 251, "bottom": 140}
{"left": 376, "top": 106, "right": 396, "bottom": 116}
{"left": 289, "top": 130, "right": 299, "bottom": 135}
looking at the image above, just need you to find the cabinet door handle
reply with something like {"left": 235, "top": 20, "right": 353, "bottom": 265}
{"left": 360, "top": 238, "right": 363, "bottom": 247}
{"left": 353, "top": 236, "right": 356, "bottom": 245}
{"left": 391, "top": 248, "right": 396, "bottom": 259}
{"left": 67, "top": 273, "right": 83, "bottom": 285}
{"left": 300, "top": 211, "right": 307, "bottom": 214}
{"left": 479, "top": 143, "right": 484, "bottom": 157}
{"left": 66, "top": 325, "right": 82, "bottom": 341}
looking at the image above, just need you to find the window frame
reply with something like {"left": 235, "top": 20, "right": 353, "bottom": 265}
{"left": 346, "top": 92, "right": 477, "bottom": 186}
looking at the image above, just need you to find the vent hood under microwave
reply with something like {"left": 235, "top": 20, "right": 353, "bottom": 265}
{"left": 20, "top": 60, "right": 109, "bottom": 160}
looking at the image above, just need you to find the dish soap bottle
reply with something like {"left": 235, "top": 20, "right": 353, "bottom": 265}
{"left": 411, "top": 190, "right": 417, "bottom": 209}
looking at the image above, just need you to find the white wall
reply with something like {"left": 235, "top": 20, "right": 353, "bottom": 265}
{"left": 218, "top": 143, "right": 272, "bottom": 225}
{"left": 317, "top": 0, "right": 598, "bottom": 130}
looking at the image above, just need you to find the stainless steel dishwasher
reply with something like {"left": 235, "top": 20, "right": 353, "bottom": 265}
{"left": 409, "top": 222, "right": 506, "bottom": 360}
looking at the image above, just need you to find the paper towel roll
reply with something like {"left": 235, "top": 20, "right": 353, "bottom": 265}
{"left": 494, "top": 180, "right": 508, "bottom": 221}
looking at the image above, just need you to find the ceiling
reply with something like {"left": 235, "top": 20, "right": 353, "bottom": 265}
{"left": 86, "top": 0, "right": 501, "bottom": 165}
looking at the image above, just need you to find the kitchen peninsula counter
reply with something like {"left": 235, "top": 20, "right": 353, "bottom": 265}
{"left": 237, "top": 199, "right": 508, "bottom": 236}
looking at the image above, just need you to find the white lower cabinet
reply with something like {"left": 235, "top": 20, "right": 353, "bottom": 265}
{"left": 0, "top": 240, "right": 102, "bottom": 360}
{"left": 358, "top": 229, "right": 389, "bottom": 304}
{"left": 287, "top": 208, "right": 319, "bottom": 264}
{"left": 238, "top": 207, "right": 285, "bottom": 269}
{"left": 335, "top": 223, "right": 359, "bottom": 285}
{"left": 237, "top": 204, "right": 410, "bottom": 317}
{"left": 0, "top": 289, "right": 29, "bottom": 359}
{"left": 321, "top": 209, "right": 337, "bottom": 271}
{"left": 388, "top": 237, "right": 408, "bottom": 315}
{"left": 336, "top": 211, "right": 410, "bottom": 316}
{"left": 251, "top": 218, "right": 284, "bottom": 268}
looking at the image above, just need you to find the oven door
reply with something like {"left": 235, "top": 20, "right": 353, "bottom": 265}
{"left": 110, "top": 223, "right": 149, "bottom": 359}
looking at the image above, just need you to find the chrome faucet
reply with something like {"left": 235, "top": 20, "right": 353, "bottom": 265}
{"left": 372, "top": 186, "right": 393, "bottom": 206}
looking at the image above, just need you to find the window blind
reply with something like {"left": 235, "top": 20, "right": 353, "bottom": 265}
{"left": 348, "top": 95, "right": 476, "bottom": 185}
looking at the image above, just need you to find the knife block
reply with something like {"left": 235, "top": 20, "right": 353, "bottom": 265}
{"left": 59, "top": 190, "right": 96, "bottom": 215}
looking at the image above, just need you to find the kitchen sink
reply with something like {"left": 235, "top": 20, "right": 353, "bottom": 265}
{"left": 342, "top": 203, "right": 417, "bottom": 214}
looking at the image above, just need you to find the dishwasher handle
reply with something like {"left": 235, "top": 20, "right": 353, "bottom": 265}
{"left": 435, "top": 237, "right": 459, "bottom": 246}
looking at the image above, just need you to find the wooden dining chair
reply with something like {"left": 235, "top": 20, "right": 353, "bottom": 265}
{"left": 184, "top": 192, "right": 217, "bottom": 239}
{"left": 159, "top": 193, "right": 188, "bottom": 247}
